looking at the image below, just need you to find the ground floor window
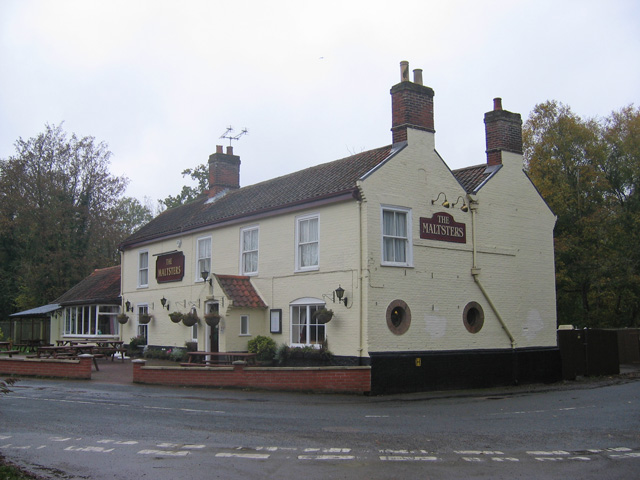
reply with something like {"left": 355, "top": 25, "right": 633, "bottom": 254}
{"left": 137, "top": 305, "right": 148, "bottom": 344}
{"left": 63, "top": 305, "right": 120, "bottom": 336}
{"left": 291, "top": 301, "right": 325, "bottom": 346}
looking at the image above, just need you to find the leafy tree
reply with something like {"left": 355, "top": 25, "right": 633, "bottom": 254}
{"left": 0, "top": 123, "right": 150, "bottom": 318}
{"left": 524, "top": 101, "right": 640, "bottom": 328}
{"left": 160, "top": 164, "right": 208, "bottom": 209}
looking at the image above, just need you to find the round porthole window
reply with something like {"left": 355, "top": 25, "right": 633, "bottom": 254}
{"left": 463, "top": 301, "right": 484, "bottom": 334}
{"left": 386, "top": 300, "right": 411, "bottom": 335}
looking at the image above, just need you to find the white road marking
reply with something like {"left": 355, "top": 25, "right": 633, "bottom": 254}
{"left": 461, "top": 457, "right": 483, "bottom": 462}
{"left": 380, "top": 455, "right": 438, "bottom": 462}
{"left": 157, "top": 443, "right": 205, "bottom": 449}
{"left": 527, "top": 450, "right": 569, "bottom": 456}
{"left": 303, "top": 447, "right": 351, "bottom": 453}
{"left": 216, "top": 452, "right": 270, "bottom": 459}
{"left": 610, "top": 452, "right": 640, "bottom": 459}
{"left": 138, "top": 449, "right": 190, "bottom": 457}
{"left": 492, "top": 457, "right": 519, "bottom": 462}
{"left": 97, "top": 440, "right": 138, "bottom": 445}
{"left": 64, "top": 446, "right": 114, "bottom": 453}
{"left": 0, "top": 435, "right": 11, "bottom": 440}
{"left": 50, "top": 437, "right": 72, "bottom": 442}
{"left": 299, "top": 454, "right": 355, "bottom": 460}
{"left": 456, "top": 450, "right": 504, "bottom": 455}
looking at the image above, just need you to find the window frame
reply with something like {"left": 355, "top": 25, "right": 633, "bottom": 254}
{"left": 138, "top": 250, "right": 149, "bottom": 288}
{"left": 240, "top": 315, "right": 250, "bottom": 336}
{"left": 240, "top": 225, "right": 259, "bottom": 276}
{"left": 195, "top": 236, "right": 212, "bottom": 282}
{"left": 137, "top": 304, "right": 149, "bottom": 344}
{"left": 295, "top": 213, "right": 320, "bottom": 272}
{"left": 381, "top": 205, "right": 413, "bottom": 267}
{"left": 290, "top": 298, "right": 326, "bottom": 347}
{"left": 62, "top": 305, "right": 120, "bottom": 337}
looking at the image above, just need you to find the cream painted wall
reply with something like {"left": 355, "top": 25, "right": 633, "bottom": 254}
{"left": 359, "top": 129, "right": 557, "bottom": 353}
{"left": 120, "top": 199, "right": 365, "bottom": 358}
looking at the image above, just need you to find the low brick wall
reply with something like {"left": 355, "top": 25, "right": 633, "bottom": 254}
{"left": 0, "top": 356, "right": 93, "bottom": 380}
{"left": 132, "top": 360, "right": 371, "bottom": 394}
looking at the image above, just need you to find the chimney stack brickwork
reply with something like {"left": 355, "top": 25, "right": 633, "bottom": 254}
{"left": 390, "top": 61, "right": 435, "bottom": 144}
{"left": 484, "top": 99, "right": 523, "bottom": 166}
{"left": 207, "top": 145, "right": 241, "bottom": 198}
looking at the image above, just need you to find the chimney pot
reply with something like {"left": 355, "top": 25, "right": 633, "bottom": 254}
{"left": 216, "top": 145, "right": 223, "bottom": 154}
{"left": 226, "top": 146, "right": 233, "bottom": 155}
{"left": 413, "top": 69, "right": 423, "bottom": 85}
{"left": 493, "top": 98, "right": 503, "bottom": 111}
{"left": 400, "top": 61, "right": 410, "bottom": 82}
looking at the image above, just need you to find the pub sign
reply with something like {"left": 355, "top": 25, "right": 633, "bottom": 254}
{"left": 420, "top": 212, "right": 466, "bottom": 244}
{"left": 156, "top": 251, "right": 185, "bottom": 283}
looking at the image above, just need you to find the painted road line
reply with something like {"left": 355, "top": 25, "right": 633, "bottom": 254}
{"left": 303, "top": 448, "right": 351, "bottom": 453}
{"left": 455, "top": 450, "right": 504, "bottom": 455}
{"left": 380, "top": 455, "right": 438, "bottom": 462}
{"left": 527, "top": 450, "right": 570, "bottom": 456}
{"left": 299, "top": 454, "right": 355, "bottom": 460}
{"left": 64, "top": 446, "right": 114, "bottom": 453}
{"left": 491, "top": 457, "right": 519, "bottom": 462}
{"left": 610, "top": 452, "right": 640, "bottom": 459}
{"left": 138, "top": 449, "right": 190, "bottom": 457}
{"left": 157, "top": 443, "right": 205, "bottom": 449}
{"left": 216, "top": 452, "right": 270, "bottom": 459}
{"left": 97, "top": 440, "right": 138, "bottom": 445}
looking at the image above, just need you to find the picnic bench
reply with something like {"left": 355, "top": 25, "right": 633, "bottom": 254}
{"left": 32, "top": 345, "right": 102, "bottom": 370}
{"left": 0, "top": 341, "right": 20, "bottom": 358}
{"left": 181, "top": 351, "right": 257, "bottom": 367}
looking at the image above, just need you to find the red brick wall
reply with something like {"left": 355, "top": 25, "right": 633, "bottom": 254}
{"left": 390, "top": 81, "right": 435, "bottom": 144}
{"left": 0, "top": 357, "right": 93, "bottom": 379}
{"left": 133, "top": 361, "right": 371, "bottom": 394}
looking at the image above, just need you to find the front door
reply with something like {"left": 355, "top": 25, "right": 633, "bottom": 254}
{"left": 208, "top": 302, "right": 219, "bottom": 353}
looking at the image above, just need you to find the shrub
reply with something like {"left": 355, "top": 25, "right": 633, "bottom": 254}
{"left": 247, "top": 335, "right": 277, "bottom": 362}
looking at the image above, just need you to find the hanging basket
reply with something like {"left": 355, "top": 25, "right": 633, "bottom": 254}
{"left": 139, "top": 314, "right": 153, "bottom": 324}
{"left": 313, "top": 308, "right": 334, "bottom": 324}
{"left": 204, "top": 313, "right": 221, "bottom": 327}
{"left": 117, "top": 314, "right": 129, "bottom": 325}
{"left": 183, "top": 312, "right": 199, "bottom": 327}
{"left": 169, "top": 312, "right": 184, "bottom": 323}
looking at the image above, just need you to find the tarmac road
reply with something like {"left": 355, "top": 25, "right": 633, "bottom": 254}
{"left": 1, "top": 366, "right": 639, "bottom": 479}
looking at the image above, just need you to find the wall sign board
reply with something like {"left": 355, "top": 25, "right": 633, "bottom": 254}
{"left": 156, "top": 251, "right": 185, "bottom": 283}
{"left": 420, "top": 212, "right": 466, "bottom": 243}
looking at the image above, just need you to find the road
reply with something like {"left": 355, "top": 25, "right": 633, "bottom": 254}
{"left": 1, "top": 375, "right": 639, "bottom": 479}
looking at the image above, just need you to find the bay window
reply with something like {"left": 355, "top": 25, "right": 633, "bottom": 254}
{"left": 63, "top": 305, "right": 120, "bottom": 336}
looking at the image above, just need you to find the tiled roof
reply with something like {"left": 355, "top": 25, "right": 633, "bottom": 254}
{"left": 54, "top": 266, "right": 121, "bottom": 306}
{"left": 452, "top": 164, "right": 499, "bottom": 193}
{"left": 215, "top": 274, "right": 267, "bottom": 309}
{"left": 120, "top": 145, "right": 394, "bottom": 248}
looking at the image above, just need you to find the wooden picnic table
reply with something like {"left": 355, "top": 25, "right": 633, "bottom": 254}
{"left": 183, "top": 351, "right": 257, "bottom": 366}
{"left": 0, "top": 341, "right": 20, "bottom": 358}
{"left": 34, "top": 345, "right": 101, "bottom": 370}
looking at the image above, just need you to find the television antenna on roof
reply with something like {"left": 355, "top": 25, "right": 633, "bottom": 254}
{"left": 220, "top": 126, "right": 248, "bottom": 146}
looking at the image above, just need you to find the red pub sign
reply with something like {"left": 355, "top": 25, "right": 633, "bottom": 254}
{"left": 156, "top": 251, "right": 185, "bottom": 283}
{"left": 420, "top": 212, "right": 466, "bottom": 244}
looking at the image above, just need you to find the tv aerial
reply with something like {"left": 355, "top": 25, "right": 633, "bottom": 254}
{"left": 220, "top": 126, "right": 248, "bottom": 146}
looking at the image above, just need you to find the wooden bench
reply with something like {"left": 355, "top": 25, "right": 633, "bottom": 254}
{"left": 0, "top": 350, "right": 20, "bottom": 358}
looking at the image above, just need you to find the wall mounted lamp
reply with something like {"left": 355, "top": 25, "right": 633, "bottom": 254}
{"left": 431, "top": 192, "right": 450, "bottom": 208}
{"left": 160, "top": 297, "right": 170, "bottom": 310}
{"left": 452, "top": 195, "right": 469, "bottom": 212}
{"left": 323, "top": 285, "right": 348, "bottom": 307}
{"left": 124, "top": 300, "right": 133, "bottom": 312}
{"left": 201, "top": 270, "right": 213, "bottom": 286}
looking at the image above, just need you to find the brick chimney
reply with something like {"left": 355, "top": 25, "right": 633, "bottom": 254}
{"left": 390, "top": 61, "right": 435, "bottom": 144}
{"left": 207, "top": 145, "right": 241, "bottom": 198}
{"left": 484, "top": 98, "right": 523, "bottom": 166}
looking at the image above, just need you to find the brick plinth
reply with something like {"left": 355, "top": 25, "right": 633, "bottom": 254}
{"left": 0, "top": 357, "right": 93, "bottom": 380}
{"left": 132, "top": 360, "right": 371, "bottom": 394}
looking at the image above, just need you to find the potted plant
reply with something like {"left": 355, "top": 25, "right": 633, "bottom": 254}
{"left": 182, "top": 311, "right": 199, "bottom": 327}
{"left": 313, "top": 308, "right": 333, "bottom": 324}
{"left": 204, "top": 312, "right": 221, "bottom": 327}
{"left": 117, "top": 313, "right": 129, "bottom": 324}
{"left": 169, "top": 312, "right": 183, "bottom": 323}
{"left": 139, "top": 313, "right": 153, "bottom": 324}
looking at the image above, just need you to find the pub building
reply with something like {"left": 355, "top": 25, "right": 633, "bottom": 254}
{"left": 73, "top": 63, "right": 560, "bottom": 393}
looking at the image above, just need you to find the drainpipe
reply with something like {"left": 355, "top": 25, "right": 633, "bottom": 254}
{"left": 358, "top": 199, "right": 364, "bottom": 364}
{"left": 469, "top": 196, "right": 516, "bottom": 348}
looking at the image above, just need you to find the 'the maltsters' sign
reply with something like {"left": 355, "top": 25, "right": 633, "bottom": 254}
{"left": 420, "top": 212, "right": 466, "bottom": 244}
{"left": 156, "top": 252, "right": 185, "bottom": 283}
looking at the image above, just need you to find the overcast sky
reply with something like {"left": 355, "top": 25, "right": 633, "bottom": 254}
{"left": 1, "top": 0, "right": 638, "bottom": 207}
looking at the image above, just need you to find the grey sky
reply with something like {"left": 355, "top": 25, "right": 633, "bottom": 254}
{"left": 1, "top": 0, "right": 638, "bottom": 206}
